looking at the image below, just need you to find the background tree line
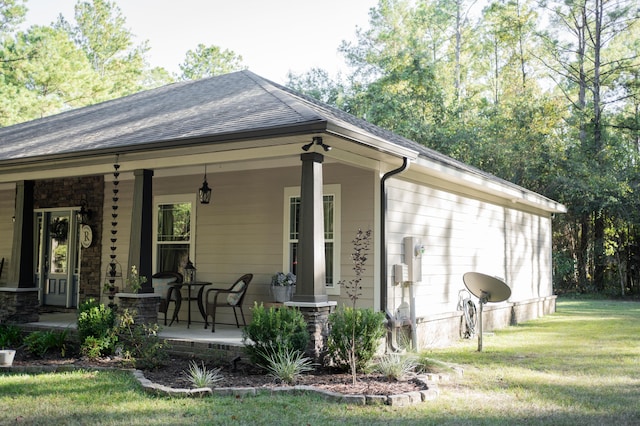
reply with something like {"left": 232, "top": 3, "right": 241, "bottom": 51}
{"left": 0, "top": 0, "right": 245, "bottom": 124}
{"left": 1, "top": 0, "right": 639, "bottom": 296}
{"left": 288, "top": 0, "right": 640, "bottom": 297}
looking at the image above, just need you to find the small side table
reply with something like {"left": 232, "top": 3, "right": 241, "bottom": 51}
{"left": 171, "top": 281, "right": 211, "bottom": 328}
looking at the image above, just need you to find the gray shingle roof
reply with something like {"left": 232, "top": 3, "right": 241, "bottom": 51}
{"left": 0, "top": 70, "right": 445, "bottom": 164}
{"left": 0, "top": 70, "right": 545, "bottom": 205}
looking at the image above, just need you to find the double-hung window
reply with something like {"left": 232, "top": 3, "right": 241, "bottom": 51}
{"left": 153, "top": 195, "right": 195, "bottom": 275}
{"left": 283, "top": 185, "right": 340, "bottom": 295}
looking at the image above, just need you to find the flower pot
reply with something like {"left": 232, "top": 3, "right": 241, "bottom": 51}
{"left": 271, "top": 285, "right": 293, "bottom": 303}
{"left": 0, "top": 349, "right": 16, "bottom": 367}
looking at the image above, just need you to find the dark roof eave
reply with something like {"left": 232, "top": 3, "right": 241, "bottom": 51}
{"left": 0, "top": 120, "right": 330, "bottom": 167}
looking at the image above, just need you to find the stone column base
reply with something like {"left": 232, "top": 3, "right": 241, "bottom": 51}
{"left": 0, "top": 288, "right": 39, "bottom": 324}
{"left": 116, "top": 293, "right": 160, "bottom": 325}
{"left": 285, "top": 301, "right": 337, "bottom": 363}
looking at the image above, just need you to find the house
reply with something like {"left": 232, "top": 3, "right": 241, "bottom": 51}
{"left": 0, "top": 70, "right": 565, "bottom": 349}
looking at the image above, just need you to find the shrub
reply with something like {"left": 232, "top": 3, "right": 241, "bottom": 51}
{"left": 77, "top": 298, "right": 117, "bottom": 357}
{"left": 80, "top": 335, "right": 112, "bottom": 360}
{"left": 116, "top": 309, "right": 169, "bottom": 369}
{"left": 0, "top": 324, "right": 22, "bottom": 348}
{"left": 24, "top": 330, "right": 69, "bottom": 358}
{"left": 327, "top": 306, "right": 385, "bottom": 372}
{"left": 242, "top": 303, "right": 309, "bottom": 366}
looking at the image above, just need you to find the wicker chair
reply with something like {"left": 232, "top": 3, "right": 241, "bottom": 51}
{"left": 152, "top": 271, "right": 183, "bottom": 326}
{"left": 204, "top": 273, "right": 253, "bottom": 332}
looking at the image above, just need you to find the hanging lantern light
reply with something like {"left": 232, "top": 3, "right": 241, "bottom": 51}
{"left": 199, "top": 164, "right": 212, "bottom": 204}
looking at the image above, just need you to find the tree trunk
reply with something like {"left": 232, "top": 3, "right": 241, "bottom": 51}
{"left": 577, "top": 215, "right": 589, "bottom": 291}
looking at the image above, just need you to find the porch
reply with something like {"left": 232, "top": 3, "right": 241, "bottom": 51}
{"left": 22, "top": 312, "right": 246, "bottom": 361}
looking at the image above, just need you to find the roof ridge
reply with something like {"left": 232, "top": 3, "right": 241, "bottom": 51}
{"left": 240, "top": 70, "right": 327, "bottom": 127}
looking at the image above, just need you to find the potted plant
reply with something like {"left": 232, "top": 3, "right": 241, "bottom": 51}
{"left": 0, "top": 324, "right": 22, "bottom": 367}
{"left": 270, "top": 272, "right": 296, "bottom": 303}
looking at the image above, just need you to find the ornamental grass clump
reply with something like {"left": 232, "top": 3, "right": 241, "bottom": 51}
{"left": 375, "top": 353, "right": 418, "bottom": 381}
{"left": 184, "top": 360, "right": 224, "bottom": 388}
{"left": 259, "top": 346, "right": 315, "bottom": 385}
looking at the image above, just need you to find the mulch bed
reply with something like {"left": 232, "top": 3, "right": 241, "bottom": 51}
{"left": 9, "top": 349, "right": 426, "bottom": 396}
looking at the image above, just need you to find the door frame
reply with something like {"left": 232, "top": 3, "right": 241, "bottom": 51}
{"left": 34, "top": 207, "right": 82, "bottom": 308}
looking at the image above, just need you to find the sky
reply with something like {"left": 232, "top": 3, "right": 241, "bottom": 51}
{"left": 22, "top": 0, "right": 379, "bottom": 84}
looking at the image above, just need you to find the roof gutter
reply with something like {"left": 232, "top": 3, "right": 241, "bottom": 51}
{"left": 380, "top": 157, "right": 410, "bottom": 314}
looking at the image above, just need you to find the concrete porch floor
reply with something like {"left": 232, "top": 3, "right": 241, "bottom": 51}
{"left": 26, "top": 312, "right": 246, "bottom": 359}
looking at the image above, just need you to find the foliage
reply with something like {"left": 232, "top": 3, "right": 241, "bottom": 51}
{"left": 375, "top": 353, "right": 417, "bottom": 381}
{"left": 179, "top": 43, "right": 245, "bottom": 80}
{"left": 329, "top": 228, "right": 384, "bottom": 383}
{"left": 242, "top": 303, "right": 309, "bottom": 366}
{"left": 115, "top": 309, "right": 168, "bottom": 369}
{"left": 183, "top": 360, "right": 223, "bottom": 388}
{"left": 339, "top": 228, "right": 372, "bottom": 306}
{"left": 0, "top": 0, "right": 27, "bottom": 34}
{"left": 327, "top": 306, "right": 385, "bottom": 373}
{"left": 286, "top": 67, "right": 348, "bottom": 108}
{"left": 258, "top": 346, "right": 315, "bottom": 385}
{"left": 0, "top": 324, "right": 22, "bottom": 348}
{"left": 2, "top": 300, "right": 640, "bottom": 425}
{"left": 0, "top": 0, "right": 167, "bottom": 126}
{"left": 23, "top": 330, "right": 69, "bottom": 358}
{"left": 125, "top": 265, "right": 147, "bottom": 293}
{"left": 271, "top": 272, "right": 296, "bottom": 286}
{"left": 77, "top": 298, "right": 117, "bottom": 358}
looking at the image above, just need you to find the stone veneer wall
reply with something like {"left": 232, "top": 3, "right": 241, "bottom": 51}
{"left": 0, "top": 289, "right": 39, "bottom": 323}
{"left": 117, "top": 294, "right": 161, "bottom": 325}
{"left": 290, "top": 304, "right": 336, "bottom": 364}
{"left": 34, "top": 176, "right": 104, "bottom": 304}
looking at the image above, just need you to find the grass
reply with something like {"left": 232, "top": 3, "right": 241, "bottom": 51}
{"left": 1, "top": 298, "right": 639, "bottom": 425}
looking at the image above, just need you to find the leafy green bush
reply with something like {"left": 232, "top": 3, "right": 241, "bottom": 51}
{"left": 327, "top": 306, "right": 385, "bottom": 372}
{"left": 0, "top": 324, "right": 22, "bottom": 348}
{"left": 116, "top": 309, "right": 169, "bottom": 369}
{"left": 77, "top": 298, "right": 117, "bottom": 358}
{"left": 24, "top": 330, "right": 69, "bottom": 358}
{"left": 242, "top": 303, "right": 309, "bottom": 366}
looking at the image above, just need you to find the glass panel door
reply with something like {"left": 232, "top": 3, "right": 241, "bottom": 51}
{"left": 35, "top": 210, "right": 80, "bottom": 308}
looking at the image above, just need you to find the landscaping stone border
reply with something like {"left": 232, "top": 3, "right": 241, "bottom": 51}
{"left": 2, "top": 365, "right": 442, "bottom": 406}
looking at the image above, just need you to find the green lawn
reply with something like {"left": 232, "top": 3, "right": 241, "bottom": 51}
{"left": 1, "top": 298, "right": 639, "bottom": 425}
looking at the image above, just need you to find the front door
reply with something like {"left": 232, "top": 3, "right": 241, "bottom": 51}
{"left": 35, "top": 210, "right": 80, "bottom": 308}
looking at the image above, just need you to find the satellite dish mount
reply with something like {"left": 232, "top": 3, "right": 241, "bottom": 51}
{"left": 462, "top": 272, "right": 511, "bottom": 352}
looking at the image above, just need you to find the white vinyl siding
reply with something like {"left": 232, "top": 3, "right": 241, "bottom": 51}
{"left": 385, "top": 178, "right": 552, "bottom": 319}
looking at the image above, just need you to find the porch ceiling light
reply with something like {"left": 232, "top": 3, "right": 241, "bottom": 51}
{"left": 302, "top": 136, "right": 332, "bottom": 152}
{"left": 199, "top": 165, "right": 212, "bottom": 204}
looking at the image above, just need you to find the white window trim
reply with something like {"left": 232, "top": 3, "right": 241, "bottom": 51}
{"left": 283, "top": 184, "right": 341, "bottom": 296}
{"left": 152, "top": 194, "right": 197, "bottom": 272}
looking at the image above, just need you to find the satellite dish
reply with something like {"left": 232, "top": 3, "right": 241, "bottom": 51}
{"left": 462, "top": 272, "right": 511, "bottom": 352}
{"left": 463, "top": 272, "right": 511, "bottom": 303}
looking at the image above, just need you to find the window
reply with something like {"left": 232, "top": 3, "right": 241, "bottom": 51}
{"left": 153, "top": 195, "right": 195, "bottom": 275}
{"left": 284, "top": 185, "right": 340, "bottom": 295}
